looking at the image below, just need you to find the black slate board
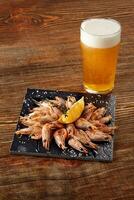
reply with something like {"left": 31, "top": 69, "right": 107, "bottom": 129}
{"left": 10, "top": 88, "right": 115, "bottom": 162}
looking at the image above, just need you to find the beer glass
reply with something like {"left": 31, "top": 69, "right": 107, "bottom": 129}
{"left": 80, "top": 18, "right": 121, "bottom": 93}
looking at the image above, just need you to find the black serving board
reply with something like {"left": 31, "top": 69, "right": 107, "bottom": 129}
{"left": 10, "top": 88, "right": 115, "bottom": 162}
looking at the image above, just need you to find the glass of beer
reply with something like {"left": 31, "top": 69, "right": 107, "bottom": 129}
{"left": 80, "top": 18, "right": 121, "bottom": 93}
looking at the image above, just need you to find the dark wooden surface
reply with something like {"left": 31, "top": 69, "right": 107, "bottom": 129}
{"left": 0, "top": 0, "right": 134, "bottom": 199}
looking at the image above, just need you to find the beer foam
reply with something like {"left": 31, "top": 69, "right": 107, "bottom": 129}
{"left": 80, "top": 19, "right": 121, "bottom": 48}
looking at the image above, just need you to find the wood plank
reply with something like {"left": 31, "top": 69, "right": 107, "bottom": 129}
{"left": 0, "top": 0, "right": 134, "bottom": 199}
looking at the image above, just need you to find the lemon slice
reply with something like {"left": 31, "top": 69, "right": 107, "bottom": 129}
{"left": 58, "top": 97, "right": 84, "bottom": 124}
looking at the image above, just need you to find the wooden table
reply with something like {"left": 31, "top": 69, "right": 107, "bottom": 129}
{"left": 0, "top": 0, "right": 134, "bottom": 199}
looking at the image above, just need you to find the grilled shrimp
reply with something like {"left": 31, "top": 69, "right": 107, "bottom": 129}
{"left": 91, "top": 107, "right": 106, "bottom": 120}
{"left": 19, "top": 115, "right": 36, "bottom": 126}
{"left": 53, "top": 128, "right": 68, "bottom": 150}
{"left": 66, "top": 124, "right": 97, "bottom": 150}
{"left": 82, "top": 103, "right": 96, "bottom": 120}
{"left": 66, "top": 123, "right": 76, "bottom": 137}
{"left": 30, "top": 125, "right": 42, "bottom": 139}
{"left": 66, "top": 96, "right": 76, "bottom": 109}
{"left": 42, "top": 123, "right": 53, "bottom": 150}
{"left": 32, "top": 98, "right": 52, "bottom": 108}
{"left": 98, "top": 125, "right": 117, "bottom": 134}
{"left": 91, "top": 120, "right": 116, "bottom": 134}
{"left": 42, "top": 121, "right": 63, "bottom": 150}
{"left": 49, "top": 96, "right": 66, "bottom": 107}
{"left": 29, "top": 107, "right": 50, "bottom": 116}
{"left": 16, "top": 123, "right": 42, "bottom": 136}
{"left": 76, "top": 129, "right": 97, "bottom": 149}
{"left": 86, "top": 130, "right": 112, "bottom": 142}
{"left": 50, "top": 120, "right": 64, "bottom": 129}
{"left": 51, "top": 106, "right": 63, "bottom": 119}
{"left": 75, "top": 118, "right": 97, "bottom": 130}
{"left": 36, "top": 115, "right": 56, "bottom": 124}
{"left": 68, "top": 138, "right": 88, "bottom": 154}
{"left": 31, "top": 106, "right": 62, "bottom": 122}
{"left": 16, "top": 127, "right": 33, "bottom": 135}
{"left": 99, "top": 115, "right": 112, "bottom": 124}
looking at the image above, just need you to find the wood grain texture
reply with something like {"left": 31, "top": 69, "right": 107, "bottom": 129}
{"left": 0, "top": 0, "right": 134, "bottom": 199}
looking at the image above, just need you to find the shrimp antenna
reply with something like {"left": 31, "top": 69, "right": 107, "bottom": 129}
{"left": 31, "top": 98, "right": 40, "bottom": 106}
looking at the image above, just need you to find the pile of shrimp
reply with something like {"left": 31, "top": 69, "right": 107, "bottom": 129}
{"left": 16, "top": 96, "right": 116, "bottom": 154}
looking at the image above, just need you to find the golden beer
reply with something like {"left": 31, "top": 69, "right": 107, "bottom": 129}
{"left": 80, "top": 19, "right": 121, "bottom": 93}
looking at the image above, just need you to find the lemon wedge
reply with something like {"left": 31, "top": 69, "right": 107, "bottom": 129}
{"left": 58, "top": 96, "right": 84, "bottom": 124}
